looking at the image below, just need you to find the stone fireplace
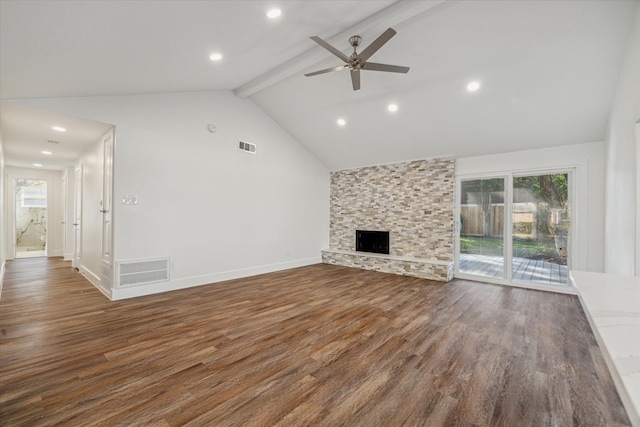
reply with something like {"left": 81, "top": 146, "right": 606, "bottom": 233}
{"left": 322, "top": 157, "right": 455, "bottom": 281}
{"left": 356, "top": 230, "right": 390, "bottom": 255}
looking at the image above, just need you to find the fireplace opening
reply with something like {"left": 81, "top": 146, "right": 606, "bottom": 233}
{"left": 356, "top": 230, "right": 390, "bottom": 255}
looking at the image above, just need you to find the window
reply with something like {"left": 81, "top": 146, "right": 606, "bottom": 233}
{"left": 21, "top": 188, "right": 47, "bottom": 208}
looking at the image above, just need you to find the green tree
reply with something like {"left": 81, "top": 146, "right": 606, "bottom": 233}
{"left": 513, "top": 174, "right": 568, "bottom": 241}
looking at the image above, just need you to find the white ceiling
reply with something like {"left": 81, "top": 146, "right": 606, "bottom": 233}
{"left": 0, "top": 0, "right": 637, "bottom": 170}
{"left": 0, "top": 103, "right": 113, "bottom": 170}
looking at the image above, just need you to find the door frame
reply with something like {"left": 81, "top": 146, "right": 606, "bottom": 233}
{"left": 455, "top": 167, "right": 576, "bottom": 294}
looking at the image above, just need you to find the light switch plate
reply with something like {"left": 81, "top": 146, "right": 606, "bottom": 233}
{"left": 122, "top": 195, "right": 138, "bottom": 205}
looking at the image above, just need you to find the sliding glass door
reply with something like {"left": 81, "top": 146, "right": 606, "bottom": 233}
{"left": 512, "top": 173, "right": 569, "bottom": 285}
{"left": 457, "top": 171, "right": 572, "bottom": 288}
{"left": 459, "top": 177, "right": 506, "bottom": 279}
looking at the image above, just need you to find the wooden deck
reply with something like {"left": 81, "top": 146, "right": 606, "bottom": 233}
{"left": 460, "top": 253, "right": 568, "bottom": 285}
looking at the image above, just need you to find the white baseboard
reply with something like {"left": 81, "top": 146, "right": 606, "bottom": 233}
{"left": 63, "top": 252, "right": 74, "bottom": 261}
{"left": 80, "top": 265, "right": 112, "bottom": 300}
{"left": 111, "top": 256, "right": 322, "bottom": 300}
{"left": 48, "top": 248, "right": 63, "bottom": 257}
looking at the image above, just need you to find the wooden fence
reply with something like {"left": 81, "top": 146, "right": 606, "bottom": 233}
{"left": 460, "top": 205, "right": 504, "bottom": 237}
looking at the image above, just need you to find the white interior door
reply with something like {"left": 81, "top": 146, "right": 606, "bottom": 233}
{"left": 73, "top": 165, "right": 83, "bottom": 269}
{"left": 635, "top": 119, "right": 640, "bottom": 275}
{"left": 101, "top": 131, "right": 113, "bottom": 265}
{"left": 61, "top": 172, "right": 68, "bottom": 257}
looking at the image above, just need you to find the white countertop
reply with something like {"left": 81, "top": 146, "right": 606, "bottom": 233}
{"left": 571, "top": 270, "right": 640, "bottom": 426}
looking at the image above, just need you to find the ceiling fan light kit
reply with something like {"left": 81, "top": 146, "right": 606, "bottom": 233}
{"left": 305, "top": 27, "right": 410, "bottom": 91}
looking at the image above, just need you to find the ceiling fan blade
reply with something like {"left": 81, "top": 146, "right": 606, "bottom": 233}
{"left": 304, "top": 65, "right": 347, "bottom": 77}
{"left": 350, "top": 69, "right": 361, "bottom": 91}
{"left": 310, "top": 36, "right": 350, "bottom": 63}
{"left": 358, "top": 28, "right": 396, "bottom": 62}
{"left": 363, "top": 62, "right": 410, "bottom": 74}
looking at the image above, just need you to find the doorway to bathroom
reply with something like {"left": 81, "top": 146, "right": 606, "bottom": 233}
{"left": 15, "top": 178, "right": 48, "bottom": 258}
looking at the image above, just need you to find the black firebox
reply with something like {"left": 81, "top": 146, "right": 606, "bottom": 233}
{"left": 356, "top": 230, "right": 390, "bottom": 255}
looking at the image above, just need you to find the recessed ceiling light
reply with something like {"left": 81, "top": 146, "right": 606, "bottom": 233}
{"left": 387, "top": 104, "right": 398, "bottom": 112}
{"left": 266, "top": 8, "right": 282, "bottom": 19}
{"left": 33, "top": 163, "right": 42, "bottom": 167}
{"left": 209, "top": 53, "right": 223, "bottom": 61}
{"left": 41, "top": 150, "right": 52, "bottom": 155}
{"left": 337, "top": 118, "right": 346, "bottom": 126}
{"left": 52, "top": 126, "right": 66, "bottom": 132}
{"left": 467, "top": 81, "right": 481, "bottom": 92}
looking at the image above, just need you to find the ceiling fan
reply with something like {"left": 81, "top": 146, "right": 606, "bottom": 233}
{"left": 304, "top": 28, "right": 410, "bottom": 91}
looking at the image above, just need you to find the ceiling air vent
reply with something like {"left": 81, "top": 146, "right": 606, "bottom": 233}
{"left": 238, "top": 140, "right": 256, "bottom": 154}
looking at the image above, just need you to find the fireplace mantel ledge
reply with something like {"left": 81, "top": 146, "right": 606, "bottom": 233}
{"left": 321, "top": 249, "right": 451, "bottom": 265}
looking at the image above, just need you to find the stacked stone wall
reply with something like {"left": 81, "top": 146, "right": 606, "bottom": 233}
{"left": 326, "top": 157, "right": 455, "bottom": 281}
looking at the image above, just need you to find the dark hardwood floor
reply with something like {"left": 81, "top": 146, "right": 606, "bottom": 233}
{"left": 0, "top": 257, "right": 630, "bottom": 426}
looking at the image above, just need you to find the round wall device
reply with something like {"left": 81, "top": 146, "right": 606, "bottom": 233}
{"left": 207, "top": 124, "right": 217, "bottom": 133}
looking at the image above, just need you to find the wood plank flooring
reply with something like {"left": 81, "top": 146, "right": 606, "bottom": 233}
{"left": 0, "top": 257, "right": 630, "bottom": 426}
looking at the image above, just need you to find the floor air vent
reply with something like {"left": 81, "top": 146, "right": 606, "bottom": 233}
{"left": 117, "top": 258, "right": 169, "bottom": 287}
{"left": 238, "top": 140, "right": 256, "bottom": 154}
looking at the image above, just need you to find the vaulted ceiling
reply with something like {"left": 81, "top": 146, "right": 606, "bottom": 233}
{"left": 1, "top": 0, "right": 637, "bottom": 170}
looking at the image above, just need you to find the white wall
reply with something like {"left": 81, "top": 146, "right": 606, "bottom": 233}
{"left": 15, "top": 91, "right": 330, "bottom": 299}
{"left": 4, "top": 166, "right": 64, "bottom": 259}
{"left": 604, "top": 4, "right": 640, "bottom": 275}
{"left": 0, "top": 134, "right": 5, "bottom": 294}
{"left": 456, "top": 141, "right": 605, "bottom": 273}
